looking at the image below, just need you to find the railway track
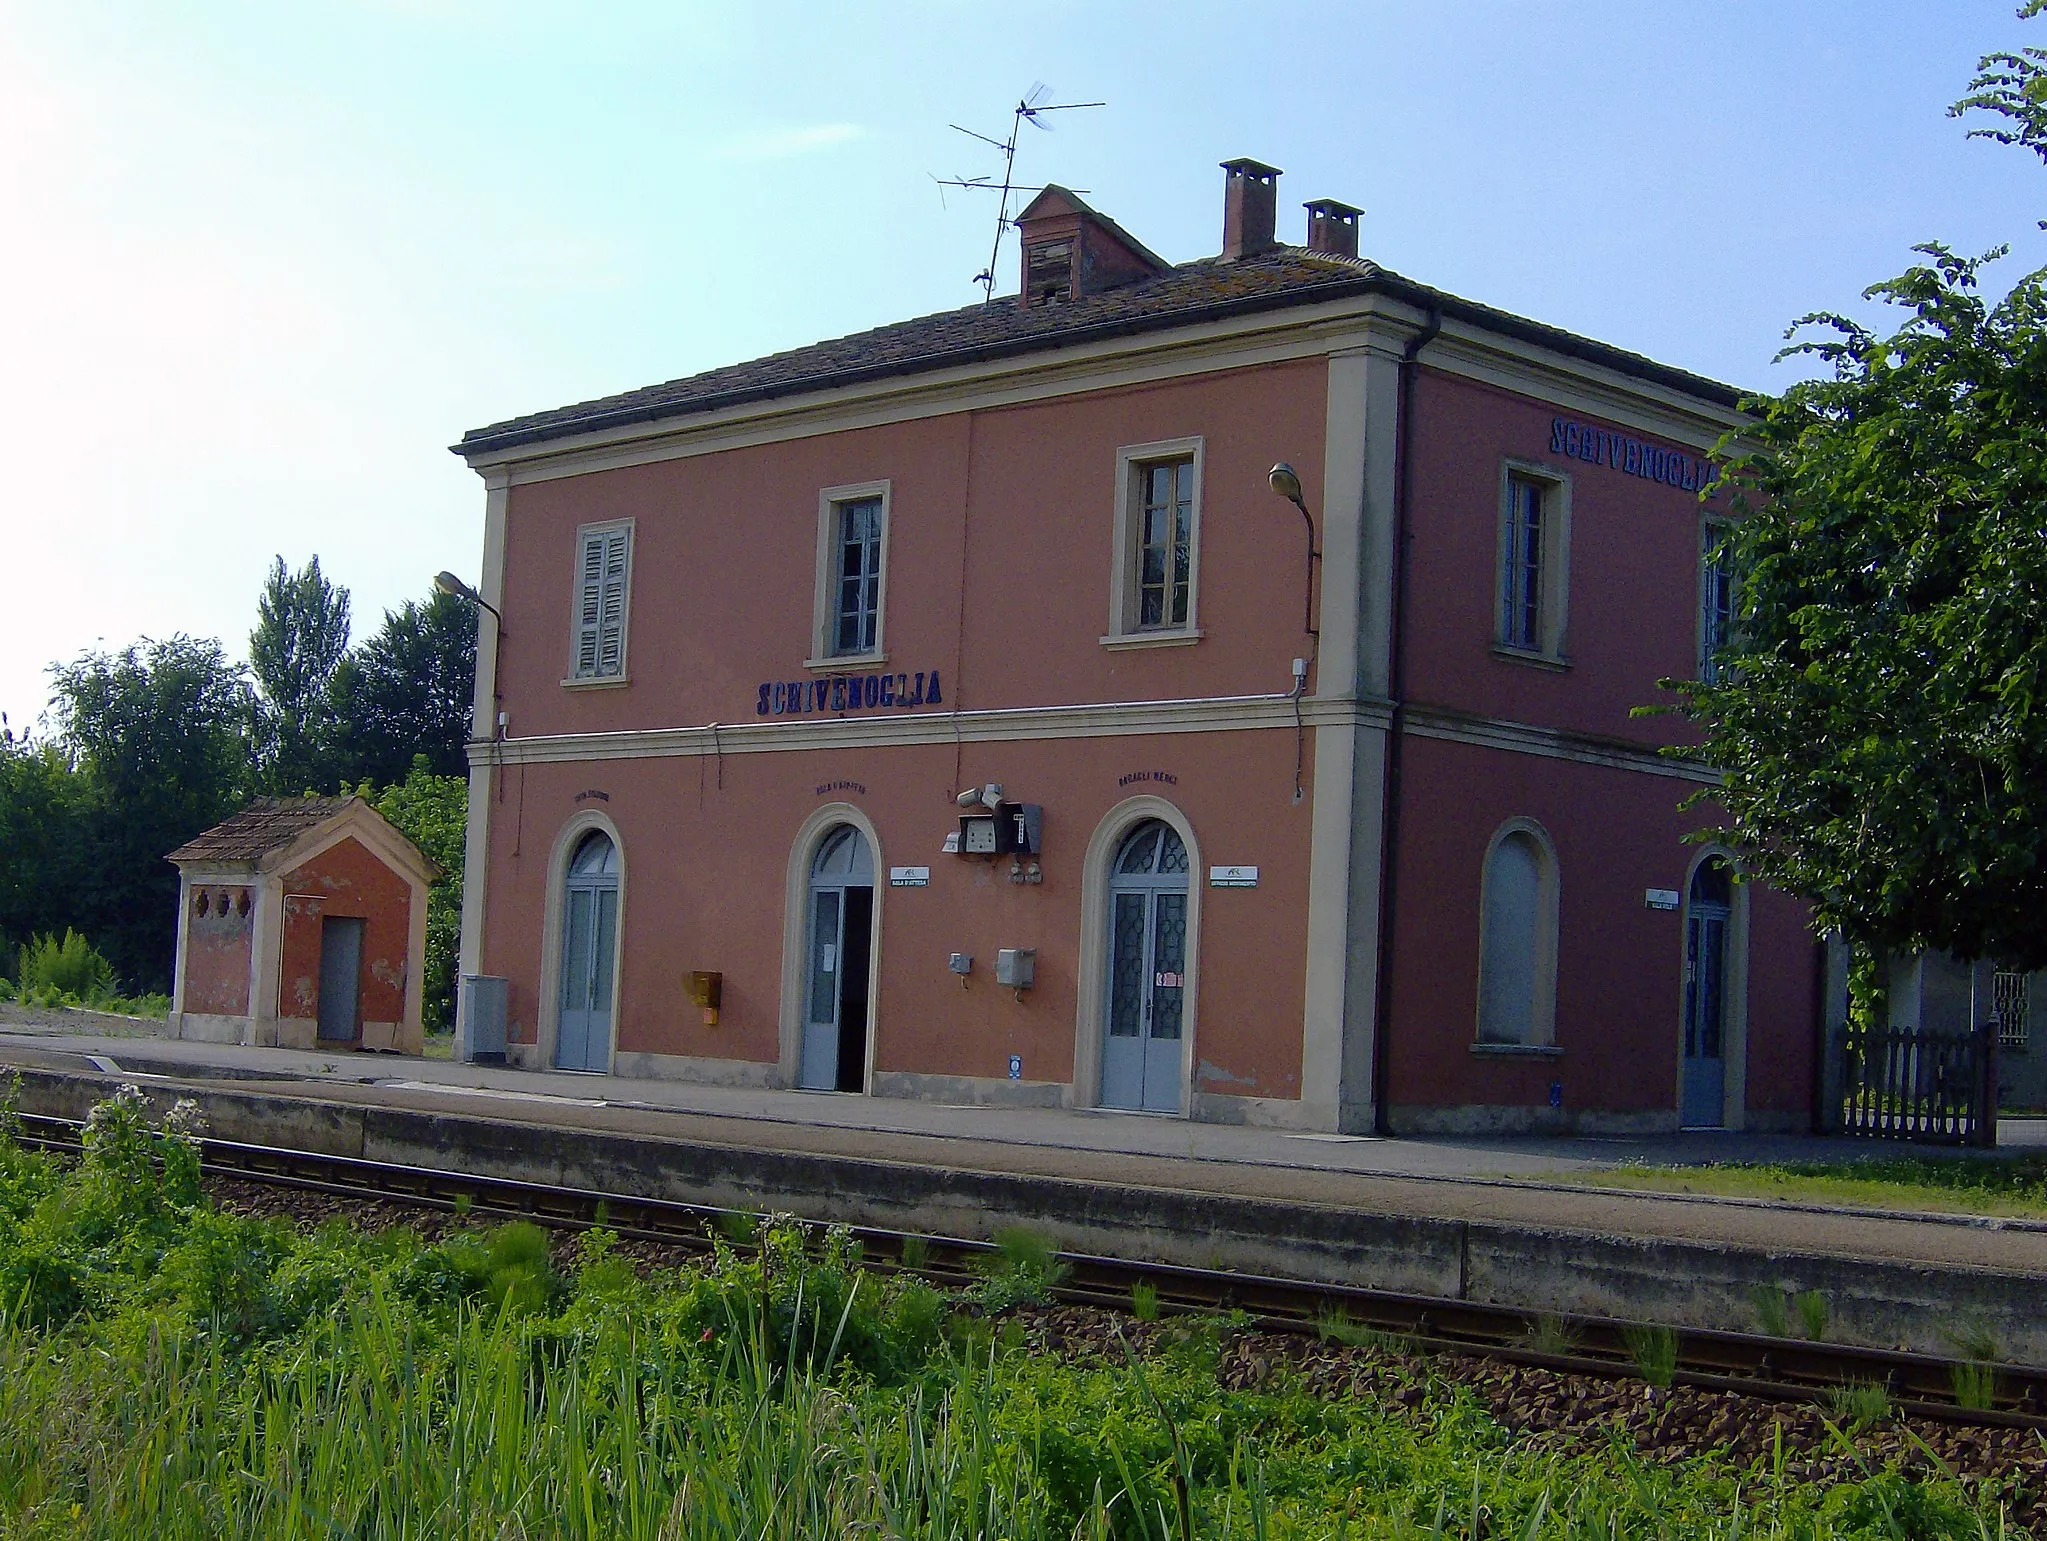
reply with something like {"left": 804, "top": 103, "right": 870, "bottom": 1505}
{"left": 15, "top": 1111, "right": 2045, "bottom": 1432}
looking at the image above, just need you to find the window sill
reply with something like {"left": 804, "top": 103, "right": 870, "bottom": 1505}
{"left": 1491, "top": 644, "right": 1571, "bottom": 673}
{"left": 1469, "top": 1042, "right": 1563, "bottom": 1059}
{"left": 561, "top": 674, "right": 631, "bottom": 690}
{"left": 803, "top": 651, "right": 888, "bottom": 673}
{"left": 1100, "top": 628, "right": 1204, "bottom": 651}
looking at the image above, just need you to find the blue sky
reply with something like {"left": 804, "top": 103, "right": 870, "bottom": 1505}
{"left": 1, "top": 1, "right": 2040, "bottom": 728}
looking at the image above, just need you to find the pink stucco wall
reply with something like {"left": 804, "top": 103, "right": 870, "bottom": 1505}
{"left": 279, "top": 837, "right": 414, "bottom": 1033}
{"left": 181, "top": 885, "right": 252, "bottom": 1016}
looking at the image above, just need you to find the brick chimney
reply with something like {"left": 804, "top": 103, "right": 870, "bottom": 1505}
{"left": 1304, "top": 199, "right": 1362, "bottom": 259}
{"left": 1220, "top": 158, "right": 1281, "bottom": 261}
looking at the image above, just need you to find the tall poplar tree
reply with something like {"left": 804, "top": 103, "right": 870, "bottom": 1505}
{"left": 250, "top": 556, "right": 351, "bottom": 794}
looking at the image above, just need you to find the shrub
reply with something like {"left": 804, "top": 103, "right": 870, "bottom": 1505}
{"left": 15, "top": 929, "right": 118, "bottom": 1003}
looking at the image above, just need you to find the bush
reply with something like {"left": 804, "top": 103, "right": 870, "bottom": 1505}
{"left": 15, "top": 929, "right": 119, "bottom": 1003}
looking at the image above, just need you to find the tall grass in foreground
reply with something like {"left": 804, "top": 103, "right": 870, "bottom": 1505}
{"left": 0, "top": 1085, "right": 2027, "bottom": 1539}
{"left": 0, "top": 1290, "right": 1123, "bottom": 1540}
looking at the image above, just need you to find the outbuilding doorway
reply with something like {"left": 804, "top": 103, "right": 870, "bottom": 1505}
{"left": 800, "top": 825, "right": 874, "bottom": 1092}
{"left": 1100, "top": 819, "right": 1189, "bottom": 1113}
{"left": 1681, "top": 857, "right": 1733, "bottom": 1128}
{"left": 556, "top": 830, "right": 619, "bottom": 1073}
{"left": 316, "top": 916, "right": 364, "bottom": 1043}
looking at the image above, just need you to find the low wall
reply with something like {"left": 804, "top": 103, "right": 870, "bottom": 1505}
{"left": 10, "top": 1066, "right": 2042, "bottom": 1365}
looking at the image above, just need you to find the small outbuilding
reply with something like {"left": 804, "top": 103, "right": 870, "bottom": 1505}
{"left": 167, "top": 797, "right": 438, "bottom": 1053}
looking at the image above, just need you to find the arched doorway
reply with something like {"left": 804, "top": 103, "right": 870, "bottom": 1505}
{"left": 800, "top": 825, "right": 874, "bottom": 1092}
{"left": 556, "top": 830, "right": 619, "bottom": 1072}
{"left": 1681, "top": 856, "right": 1733, "bottom": 1127}
{"left": 1101, "top": 819, "right": 1189, "bottom": 1112}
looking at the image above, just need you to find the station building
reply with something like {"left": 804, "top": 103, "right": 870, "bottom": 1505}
{"left": 450, "top": 159, "right": 1820, "bottom": 1135}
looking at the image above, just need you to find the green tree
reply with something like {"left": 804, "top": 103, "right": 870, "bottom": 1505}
{"left": 370, "top": 758, "right": 466, "bottom": 1033}
{"left": 49, "top": 637, "right": 254, "bottom": 993}
{"left": 1670, "top": 13, "right": 2047, "bottom": 970}
{"left": 0, "top": 718, "right": 88, "bottom": 978}
{"left": 250, "top": 555, "right": 351, "bottom": 794}
{"left": 332, "top": 590, "right": 477, "bottom": 788}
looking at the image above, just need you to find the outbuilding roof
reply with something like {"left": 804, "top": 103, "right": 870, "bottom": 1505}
{"left": 454, "top": 247, "right": 1745, "bottom": 460}
{"left": 167, "top": 797, "right": 364, "bottom": 865}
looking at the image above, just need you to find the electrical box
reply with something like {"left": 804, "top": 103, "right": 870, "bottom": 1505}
{"left": 957, "top": 802, "right": 1041, "bottom": 858}
{"left": 686, "top": 970, "right": 722, "bottom": 1025}
{"left": 948, "top": 952, "right": 974, "bottom": 975}
{"left": 460, "top": 974, "right": 508, "bottom": 1064}
{"left": 995, "top": 948, "right": 1036, "bottom": 990}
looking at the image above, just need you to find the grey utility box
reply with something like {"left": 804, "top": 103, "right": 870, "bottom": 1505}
{"left": 461, "top": 974, "right": 509, "bottom": 1064}
{"left": 995, "top": 948, "right": 1036, "bottom": 990}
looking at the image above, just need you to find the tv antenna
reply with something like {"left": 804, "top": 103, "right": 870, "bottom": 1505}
{"left": 935, "top": 84, "right": 1103, "bottom": 304}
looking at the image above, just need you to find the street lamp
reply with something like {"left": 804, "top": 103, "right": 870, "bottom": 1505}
{"left": 433, "top": 570, "right": 504, "bottom": 632}
{"left": 1266, "top": 463, "right": 1318, "bottom": 643}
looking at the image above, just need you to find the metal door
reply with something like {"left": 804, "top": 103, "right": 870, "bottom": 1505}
{"left": 556, "top": 832, "right": 619, "bottom": 1072}
{"left": 801, "top": 826, "right": 873, "bottom": 1091}
{"left": 1682, "top": 860, "right": 1731, "bottom": 1127}
{"left": 1101, "top": 821, "right": 1189, "bottom": 1113}
{"left": 316, "top": 916, "right": 363, "bottom": 1042}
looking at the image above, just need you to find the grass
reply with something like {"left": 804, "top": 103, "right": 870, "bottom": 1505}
{"left": 0, "top": 1080, "right": 2028, "bottom": 1539}
{"left": 1622, "top": 1324, "right": 1679, "bottom": 1388}
{"left": 1579, "top": 1151, "right": 2047, "bottom": 1219}
{"left": 1824, "top": 1380, "right": 1893, "bottom": 1429}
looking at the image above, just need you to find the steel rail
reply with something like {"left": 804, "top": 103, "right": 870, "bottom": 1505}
{"left": 14, "top": 1112, "right": 2042, "bottom": 1430}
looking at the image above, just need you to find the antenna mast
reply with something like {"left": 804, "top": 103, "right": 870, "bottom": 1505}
{"left": 935, "top": 85, "right": 1103, "bottom": 303}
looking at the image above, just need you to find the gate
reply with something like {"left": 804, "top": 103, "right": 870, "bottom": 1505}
{"left": 1836, "top": 1022, "right": 1998, "bottom": 1146}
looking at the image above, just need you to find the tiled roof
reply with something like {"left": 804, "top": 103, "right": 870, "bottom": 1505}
{"left": 455, "top": 249, "right": 1743, "bottom": 458}
{"left": 165, "top": 797, "right": 362, "bottom": 865}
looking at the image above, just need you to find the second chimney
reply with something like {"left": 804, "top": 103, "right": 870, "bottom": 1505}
{"left": 1304, "top": 199, "right": 1362, "bottom": 259}
{"left": 1221, "top": 158, "right": 1282, "bottom": 261}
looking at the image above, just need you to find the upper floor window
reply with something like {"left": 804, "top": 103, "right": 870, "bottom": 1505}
{"left": 1698, "top": 521, "right": 1735, "bottom": 683}
{"left": 569, "top": 521, "right": 632, "bottom": 682}
{"left": 811, "top": 482, "right": 891, "bottom": 665}
{"left": 1105, "top": 438, "right": 1204, "bottom": 646}
{"left": 1495, "top": 463, "right": 1569, "bottom": 664}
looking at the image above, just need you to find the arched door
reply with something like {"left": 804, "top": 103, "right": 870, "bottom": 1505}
{"left": 800, "top": 825, "right": 874, "bottom": 1092}
{"left": 1681, "top": 858, "right": 1732, "bottom": 1127}
{"left": 1101, "top": 820, "right": 1190, "bottom": 1112}
{"left": 557, "top": 831, "right": 619, "bottom": 1072}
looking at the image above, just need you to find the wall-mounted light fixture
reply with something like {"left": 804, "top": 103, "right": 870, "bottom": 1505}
{"left": 1265, "top": 463, "right": 1319, "bottom": 647}
{"left": 434, "top": 570, "right": 508, "bottom": 741}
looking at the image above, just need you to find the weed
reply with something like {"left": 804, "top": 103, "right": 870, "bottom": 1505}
{"left": 1794, "top": 1289, "right": 1830, "bottom": 1341}
{"left": 972, "top": 1225, "right": 1068, "bottom": 1312}
{"left": 1518, "top": 1313, "right": 1575, "bottom": 1357}
{"left": 1131, "top": 1280, "right": 1160, "bottom": 1322}
{"left": 1315, "top": 1306, "right": 1400, "bottom": 1352}
{"left": 451, "top": 1192, "right": 473, "bottom": 1218}
{"left": 1752, "top": 1286, "right": 1790, "bottom": 1338}
{"left": 1951, "top": 1360, "right": 2000, "bottom": 1411}
{"left": 897, "top": 1233, "right": 929, "bottom": 1271}
{"left": 1824, "top": 1379, "right": 1892, "bottom": 1428}
{"left": 1622, "top": 1324, "right": 1679, "bottom": 1387}
{"left": 717, "top": 1209, "right": 761, "bottom": 1246}
{"left": 1940, "top": 1320, "right": 2000, "bottom": 1364}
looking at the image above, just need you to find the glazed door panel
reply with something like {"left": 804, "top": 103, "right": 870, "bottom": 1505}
{"left": 1682, "top": 908, "right": 1727, "bottom": 1127}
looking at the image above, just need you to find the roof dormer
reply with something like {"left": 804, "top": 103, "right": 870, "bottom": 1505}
{"left": 1013, "top": 185, "right": 1168, "bottom": 307}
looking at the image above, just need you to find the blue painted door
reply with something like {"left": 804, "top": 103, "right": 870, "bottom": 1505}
{"left": 556, "top": 833, "right": 618, "bottom": 1072}
{"left": 1682, "top": 861, "right": 1731, "bottom": 1127}
{"left": 1101, "top": 822, "right": 1189, "bottom": 1113}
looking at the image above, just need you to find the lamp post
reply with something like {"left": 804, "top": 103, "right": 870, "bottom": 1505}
{"left": 1266, "top": 463, "right": 1319, "bottom": 644}
{"left": 434, "top": 571, "right": 506, "bottom": 740}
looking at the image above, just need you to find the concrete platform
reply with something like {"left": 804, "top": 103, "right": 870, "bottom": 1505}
{"left": 4, "top": 1023, "right": 2045, "bottom": 1364}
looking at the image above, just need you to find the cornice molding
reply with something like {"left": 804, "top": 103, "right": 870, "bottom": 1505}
{"left": 463, "top": 295, "right": 1741, "bottom": 487}
{"left": 1403, "top": 704, "right": 1717, "bottom": 784}
{"left": 472, "top": 690, "right": 1715, "bottom": 784}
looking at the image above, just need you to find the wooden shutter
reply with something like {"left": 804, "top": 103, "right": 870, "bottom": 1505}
{"left": 573, "top": 526, "right": 630, "bottom": 678}
{"left": 597, "top": 529, "right": 629, "bottom": 675}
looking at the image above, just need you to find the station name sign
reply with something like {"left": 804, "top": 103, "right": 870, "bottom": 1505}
{"left": 1551, "top": 416, "right": 1715, "bottom": 495}
{"left": 757, "top": 669, "right": 944, "bottom": 717}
